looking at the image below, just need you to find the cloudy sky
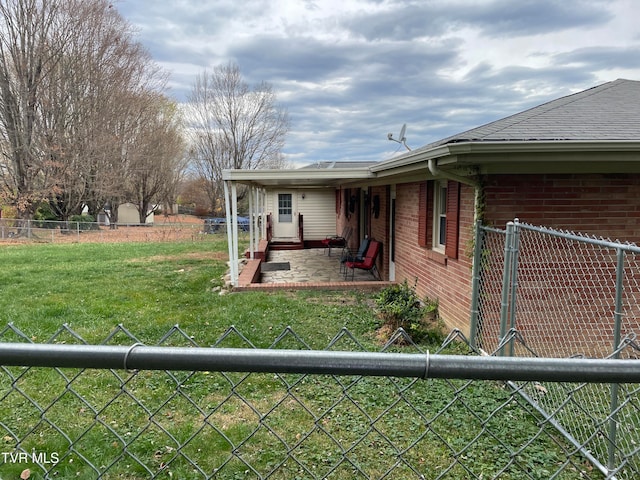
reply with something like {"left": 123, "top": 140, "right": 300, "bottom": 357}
{"left": 116, "top": 0, "right": 640, "bottom": 167}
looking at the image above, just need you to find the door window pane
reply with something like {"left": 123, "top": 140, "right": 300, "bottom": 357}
{"left": 278, "top": 194, "right": 292, "bottom": 223}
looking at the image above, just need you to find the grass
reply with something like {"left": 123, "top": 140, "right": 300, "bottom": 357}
{"left": 0, "top": 238, "right": 598, "bottom": 479}
{"left": 0, "top": 238, "right": 375, "bottom": 348}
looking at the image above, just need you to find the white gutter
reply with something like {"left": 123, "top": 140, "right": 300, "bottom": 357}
{"left": 427, "top": 158, "right": 478, "bottom": 187}
{"left": 372, "top": 140, "right": 640, "bottom": 175}
{"left": 222, "top": 167, "right": 375, "bottom": 185}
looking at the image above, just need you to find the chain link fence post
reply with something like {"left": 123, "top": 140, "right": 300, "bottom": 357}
{"left": 608, "top": 248, "right": 626, "bottom": 471}
{"left": 469, "top": 219, "right": 484, "bottom": 350}
{"left": 498, "top": 221, "right": 515, "bottom": 356}
{"left": 506, "top": 218, "right": 522, "bottom": 357}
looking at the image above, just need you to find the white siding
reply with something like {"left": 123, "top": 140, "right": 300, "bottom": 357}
{"left": 298, "top": 189, "right": 336, "bottom": 240}
{"left": 267, "top": 189, "right": 336, "bottom": 240}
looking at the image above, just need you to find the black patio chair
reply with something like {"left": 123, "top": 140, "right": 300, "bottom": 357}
{"left": 340, "top": 237, "right": 370, "bottom": 273}
{"left": 344, "top": 239, "right": 381, "bottom": 281}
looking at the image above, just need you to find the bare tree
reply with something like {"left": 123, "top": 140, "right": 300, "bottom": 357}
{"left": 0, "top": 0, "right": 64, "bottom": 219}
{"left": 177, "top": 174, "right": 211, "bottom": 215}
{"left": 0, "top": 0, "right": 178, "bottom": 226}
{"left": 187, "top": 62, "right": 289, "bottom": 214}
{"left": 189, "top": 130, "right": 232, "bottom": 214}
{"left": 41, "top": 0, "right": 130, "bottom": 221}
{"left": 87, "top": 61, "right": 163, "bottom": 227}
{"left": 52, "top": 1, "right": 170, "bottom": 225}
{"left": 124, "top": 93, "right": 186, "bottom": 224}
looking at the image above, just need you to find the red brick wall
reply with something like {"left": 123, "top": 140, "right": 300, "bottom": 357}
{"left": 480, "top": 173, "right": 640, "bottom": 356}
{"left": 483, "top": 173, "right": 640, "bottom": 242}
{"left": 370, "top": 186, "right": 389, "bottom": 280}
{"left": 393, "top": 181, "right": 475, "bottom": 334}
{"left": 336, "top": 187, "right": 361, "bottom": 251}
{"left": 331, "top": 173, "right": 640, "bottom": 340}
{"left": 335, "top": 186, "right": 390, "bottom": 280}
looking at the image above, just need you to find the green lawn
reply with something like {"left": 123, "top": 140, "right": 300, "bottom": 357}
{"left": 0, "top": 238, "right": 375, "bottom": 348}
{"left": 0, "top": 239, "right": 598, "bottom": 479}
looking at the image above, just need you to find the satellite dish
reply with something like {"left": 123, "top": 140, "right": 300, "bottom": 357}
{"left": 387, "top": 123, "right": 411, "bottom": 151}
{"left": 399, "top": 123, "right": 406, "bottom": 142}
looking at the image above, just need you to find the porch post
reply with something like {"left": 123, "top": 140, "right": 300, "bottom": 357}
{"left": 248, "top": 186, "right": 255, "bottom": 260}
{"left": 261, "top": 188, "right": 267, "bottom": 239}
{"left": 224, "top": 180, "right": 239, "bottom": 286}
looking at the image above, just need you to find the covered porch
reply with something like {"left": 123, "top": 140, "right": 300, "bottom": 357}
{"left": 222, "top": 166, "right": 378, "bottom": 289}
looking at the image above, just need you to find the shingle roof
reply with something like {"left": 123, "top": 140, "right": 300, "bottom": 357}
{"left": 416, "top": 78, "right": 640, "bottom": 153}
{"left": 298, "top": 161, "right": 379, "bottom": 169}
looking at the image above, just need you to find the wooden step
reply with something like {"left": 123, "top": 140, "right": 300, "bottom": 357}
{"left": 269, "top": 241, "right": 304, "bottom": 251}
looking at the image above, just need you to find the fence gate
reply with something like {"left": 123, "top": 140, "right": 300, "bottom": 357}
{"left": 470, "top": 218, "right": 640, "bottom": 478}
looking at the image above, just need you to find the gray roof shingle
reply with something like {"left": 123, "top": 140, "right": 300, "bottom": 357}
{"left": 298, "top": 161, "right": 379, "bottom": 169}
{"left": 417, "top": 79, "right": 640, "bottom": 153}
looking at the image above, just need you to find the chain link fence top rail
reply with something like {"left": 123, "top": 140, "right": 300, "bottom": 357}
{"left": 471, "top": 219, "right": 640, "bottom": 480}
{"left": 0, "top": 323, "right": 638, "bottom": 479}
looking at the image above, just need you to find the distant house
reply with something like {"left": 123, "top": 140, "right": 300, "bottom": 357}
{"left": 118, "top": 203, "right": 154, "bottom": 225}
{"left": 223, "top": 79, "right": 640, "bottom": 334}
{"left": 98, "top": 203, "right": 154, "bottom": 226}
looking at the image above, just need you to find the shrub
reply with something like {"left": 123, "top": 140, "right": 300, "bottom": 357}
{"left": 375, "top": 280, "right": 423, "bottom": 329}
{"left": 1, "top": 205, "right": 17, "bottom": 219}
{"left": 34, "top": 203, "right": 59, "bottom": 228}
{"left": 374, "top": 280, "right": 445, "bottom": 344}
{"left": 194, "top": 205, "right": 211, "bottom": 217}
{"left": 69, "top": 214, "right": 99, "bottom": 231}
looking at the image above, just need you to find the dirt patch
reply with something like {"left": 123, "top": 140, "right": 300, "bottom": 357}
{"left": 154, "top": 214, "right": 204, "bottom": 225}
{"left": 0, "top": 216, "right": 207, "bottom": 245}
{"left": 300, "top": 295, "right": 362, "bottom": 306}
{"left": 130, "top": 251, "right": 228, "bottom": 263}
{"left": 282, "top": 291, "right": 375, "bottom": 307}
{"left": 375, "top": 323, "right": 396, "bottom": 345}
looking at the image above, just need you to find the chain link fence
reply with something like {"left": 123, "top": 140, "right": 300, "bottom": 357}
{"left": 0, "top": 218, "right": 206, "bottom": 244}
{"left": 470, "top": 219, "right": 640, "bottom": 479}
{"left": 0, "top": 323, "right": 638, "bottom": 479}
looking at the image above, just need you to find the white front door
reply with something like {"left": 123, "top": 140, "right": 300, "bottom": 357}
{"left": 274, "top": 192, "right": 297, "bottom": 238}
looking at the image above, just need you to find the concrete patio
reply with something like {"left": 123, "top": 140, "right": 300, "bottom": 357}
{"left": 235, "top": 247, "right": 393, "bottom": 291}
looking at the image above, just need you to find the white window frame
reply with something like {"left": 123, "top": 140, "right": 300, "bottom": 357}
{"left": 433, "top": 181, "right": 447, "bottom": 253}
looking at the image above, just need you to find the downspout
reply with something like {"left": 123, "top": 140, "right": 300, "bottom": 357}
{"left": 428, "top": 158, "right": 483, "bottom": 345}
{"left": 427, "top": 158, "right": 481, "bottom": 220}
{"left": 427, "top": 158, "right": 477, "bottom": 188}
{"left": 427, "top": 157, "right": 480, "bottom": 216}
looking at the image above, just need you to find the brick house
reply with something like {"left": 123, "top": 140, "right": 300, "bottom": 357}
{"left": 223, "top": 79, "right": 640, "bottom": 334}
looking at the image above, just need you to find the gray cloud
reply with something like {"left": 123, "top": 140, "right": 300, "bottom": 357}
{"left": 466, "top": 0, "right": 613, "bottom": 37}
{"left": 117, "top": 0, "right": 639, "bottom": 165}
{"left": 342, "top": 0, "right": 612, "bottom": 42}
{"left": 554, "top": 45, "right": 640, "bottom": 70}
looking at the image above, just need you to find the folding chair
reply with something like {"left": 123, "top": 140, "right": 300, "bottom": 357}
{"left": 344, "top": 240, "right": 381, "bottom": 280}
{"left": 321, "top": 226, "right": 352, "bottom": 256}
{"left": 340, "top": 237, "right": 370, "bottom": 274}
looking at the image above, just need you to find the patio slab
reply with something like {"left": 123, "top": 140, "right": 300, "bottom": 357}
{"left": 235, "top": 247, "right": 393, "bottom": 291}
